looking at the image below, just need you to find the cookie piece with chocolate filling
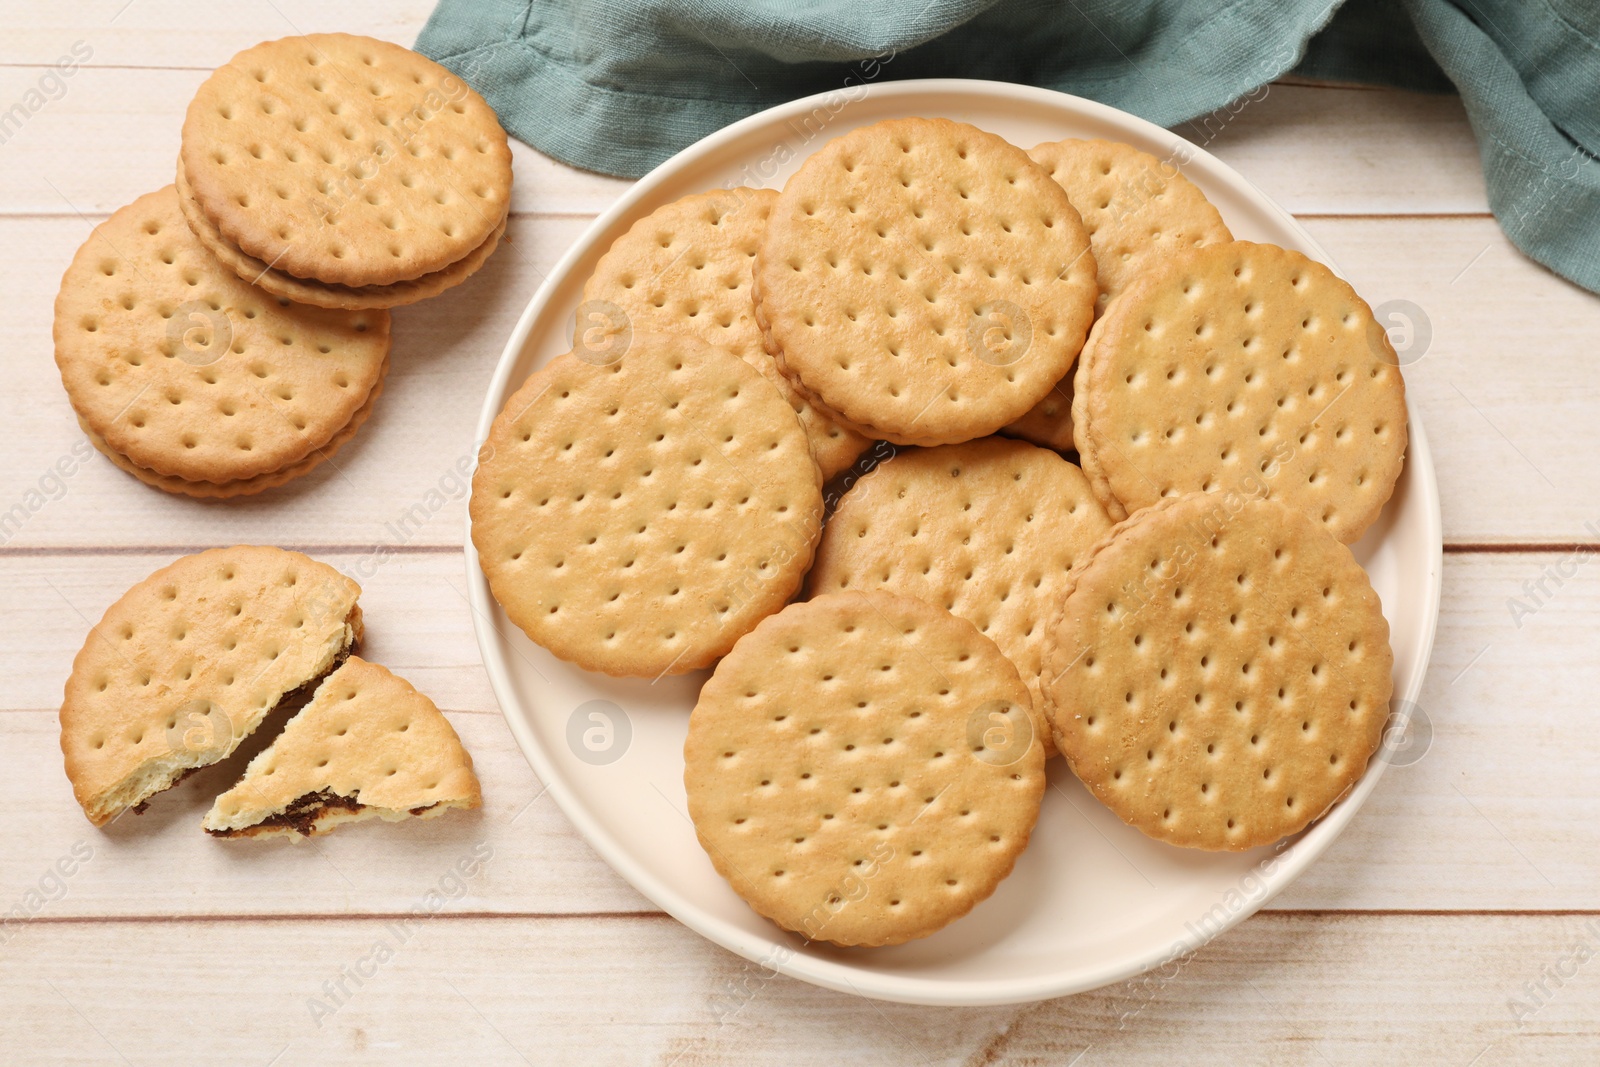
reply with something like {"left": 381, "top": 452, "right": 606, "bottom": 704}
{"left": 203, "top": 657, "right": 481, "bottom": 839}
{"left": 60, "top": 546, "right": 363, "bottom": 827}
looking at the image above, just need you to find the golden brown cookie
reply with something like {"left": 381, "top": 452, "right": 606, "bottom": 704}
{"left": 204, "top": 656, "right": 482, "bottom": 838}
{"left": 54, "top": 187, "right": 390, "bottom": 488}
{"left": 76, "top": 354, "right": 387, "bottom": 499}
{"left": 177, "top": 160, "right": 505, "bottom": 309}
{"left": 1073, "top": 241, "right": 1408, "bottom": 543}
{"left": 1005, "top": 140, "right": 1231, "bottom": 453}
{"left": 471, "top": 332, "right": 823, "bottom": 677}
{"left": 1000, "top": 374, "right": 1076, "bottom": 455}
{"left": 685, "top": 591, "right": 1044, "bottom": 946}
{"left": 180, "top": 33, "right": 511, "bottom": 286}
{"left": 754, "top": 117, "right": 1097, "bottom": 445}
{"left": 60, "top": 547, "right": 362, "bottom": 827}
{"left": 807, "top": 437, "right": 1112, "bottom": 757}
{"left": 582, "top": 187, "right": 868, "bottom": 478}
{"left": 1041, "top": 493, "right": 1393, "bottom": 851}
{"left": 1028, "top": 139, "right": 1232, "bottom": 317}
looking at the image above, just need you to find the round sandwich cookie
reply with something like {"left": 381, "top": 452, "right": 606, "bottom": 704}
{"left": 180, "top": 33, "right": 512, "bottom": 288}
{"left": 582, "top": 187, "right": 868, "bottom": 479}
{"left": 54, "top": 186, "right": 391, "bottom": 496}
{"left": 74, "top": 354, "right": 387, "bottom": 499}
{"left": 1004, "top": 138, "right": 1232, "bottom": 453}
{"left": 176, "top": 162, "right": 505, "bottom": 310}
{"left": 204, "top": 656, "right": 481, "bottom": 839}
{"left": 1040, "top": 493, "right": 1394, "bottom": 852}
{"left": 1072, "top": 240, "right": 1408, "bottom": 543}
{"left": 59, "top": 546, "right": 363, "bottom": 827}
{"left": 754, "top": 117, "right": 1098, "bottom": 446}
{"left": 684, "top": 591, "right": 1045, "bottom": 947}
{"left": 807, "top": 437, "right": 1113, "bottom": 758}
{"left": 470, "top": 331, "right": 824, "bottom": 678}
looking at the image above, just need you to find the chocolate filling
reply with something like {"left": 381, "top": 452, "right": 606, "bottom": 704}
{"left": 277, "top": 643, "right": 356, "bottom": 714}
{"left": 133, "top": 641, "right": 357, "bottom": 817}
{"left": 206, "top": 788, "right": 364, "bottom": 838}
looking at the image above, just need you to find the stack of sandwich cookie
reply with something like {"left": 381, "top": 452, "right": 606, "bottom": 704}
{"left": 52, "top": 32, "right": 512, "bottom": 496}
{"left": 177, "top": 33, "right": 512, "bottom": 310}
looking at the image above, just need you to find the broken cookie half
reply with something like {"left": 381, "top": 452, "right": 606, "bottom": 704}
{"left": 203, "top": 656, "right": 482, "bottom": 839}
{"left": 60, "top": 546, "right": 363, "bottom": 827}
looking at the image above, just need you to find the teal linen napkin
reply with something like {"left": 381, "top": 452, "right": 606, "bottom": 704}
{"left": 416, "top": 0, "right": 1600, "bottom": 294}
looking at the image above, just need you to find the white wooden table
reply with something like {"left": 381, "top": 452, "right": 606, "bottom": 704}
{"left": 4, "top": 3, "right": 1598, "bottom": 1063}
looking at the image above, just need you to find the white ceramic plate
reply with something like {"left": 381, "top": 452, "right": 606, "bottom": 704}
{"left": 466, "top": 79, "right": 1442, "bottom": 1006}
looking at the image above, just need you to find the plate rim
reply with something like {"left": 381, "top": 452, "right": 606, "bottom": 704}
{"left": 464, "top": 77, "right": 1444, "bottom": 1006}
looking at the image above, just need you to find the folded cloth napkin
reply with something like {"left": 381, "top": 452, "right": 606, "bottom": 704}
{"left": 417, "top": 0, "right": 1600, "bottom": 294}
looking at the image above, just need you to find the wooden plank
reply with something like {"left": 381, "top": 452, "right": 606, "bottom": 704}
{"left": 1287, "top": 546, "right": 1600, "bottom": 909}
{"left": 3, "top": 549, "right": 1598, "bottom": 916}
{"left": 0, "top": 0, "right": 435, "bottom": 68}
{"left": 4, "top": 550, "right": 501, "bottom": 724}
{"left": 2, "top": 912, "right": 1595, "bottom": 1063}
{"left": 1307, "top": 216, "right": 1600, "bottom": 546}
{"left": 0, "top": 706, "right": 653, "bottom": 920}
{"left": 0, "top": 212, "right": 591, "bottom": 551}
{"left": 3, "top": 214, "right": 1596, "bottom": 549}
{"left": 1193, "top": 84, "right": 1486, "bottom": 216}
{"left": 0, "top": 63, "right": 1473, "bottom": 217}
